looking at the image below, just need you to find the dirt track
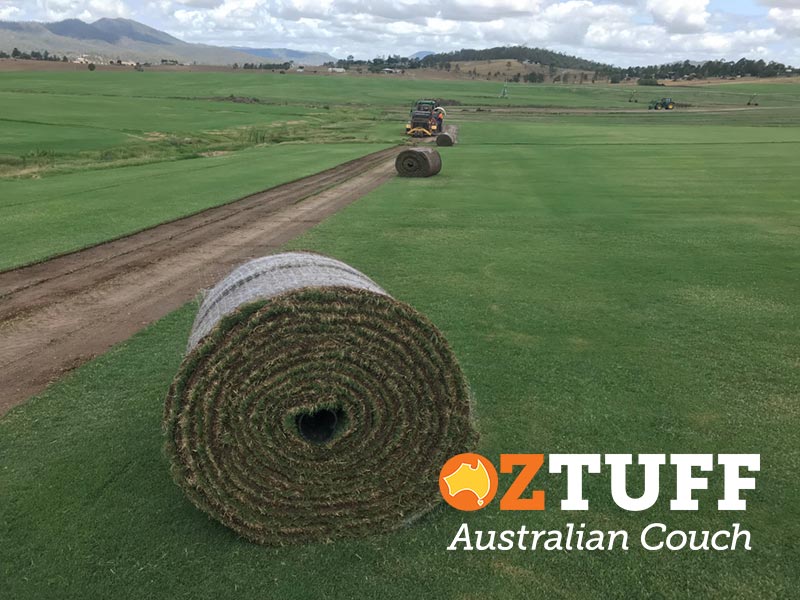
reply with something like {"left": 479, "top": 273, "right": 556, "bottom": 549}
{"left": 0, "top": 146, "right": 402, "bottom": 415}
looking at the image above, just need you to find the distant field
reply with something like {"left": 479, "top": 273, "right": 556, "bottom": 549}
{"left": 2, "top": 70, "right": 799, "bottom": 110}
{"left": 0, "top": 142, "right": 388, "bottom": 269}
{"left": 0, "top": 90, "right": 317, "bottom": 131}
{"left": 0, "top": 73, "right": 406, "bottom": 176}
{"left": 1, "top": 71, "right": 799, "bottom": 598}
{"left": 453, "top": 116, "right": 800, "bottom": 145}
{"left": 1, "top": 71, "right": 797, "bottom": 177}
{"left": 2, "top": 76, "right": 798, "bottom": 270}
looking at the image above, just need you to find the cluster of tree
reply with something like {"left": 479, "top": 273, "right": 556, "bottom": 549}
{"left": 239, "top": 62, "right": 292, "bottom": 70}
{"left": 524, "top": 72, "right": 546, "bottom": 83}
{"left": 323, "top": 55, "right": 423, "bottom": 72}
{"left": 507, "top": 72, "right": 546, "bottom": 83}
{"left": 322, "top": 50, "right": 604, "bottom": 78}
{"left": 1, "top": 48, "right": 68, "bottom": 62}
{"left": 549, "top": 72, "right": 593, "bottom": 84}
{"left": 606, "top": 58, "right": 794, "bottom": 81}
{"left": 420, "top": 46, "right": 611, "bottom": 71}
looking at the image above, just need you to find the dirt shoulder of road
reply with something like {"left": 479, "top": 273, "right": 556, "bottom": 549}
{"left": 0, "top": 146, "right": 402, "bottom": 415}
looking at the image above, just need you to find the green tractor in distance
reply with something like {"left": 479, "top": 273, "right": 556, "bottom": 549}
{"left": 649, "top": 97, "right": 676, "bottom": 110}
{"left": 413, "top": 99, "right": 437, "bottom": 113}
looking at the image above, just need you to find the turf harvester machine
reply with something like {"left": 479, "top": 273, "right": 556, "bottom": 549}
{"left": 648, "top": 97, "right": 676, "bottom": 110}
{"left": 405, "top": 99, "right": 447, "bottom": 137}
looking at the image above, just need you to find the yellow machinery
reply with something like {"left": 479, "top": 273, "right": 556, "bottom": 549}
{"left": 405, "top": 100, "right": 446, "bottom": 137}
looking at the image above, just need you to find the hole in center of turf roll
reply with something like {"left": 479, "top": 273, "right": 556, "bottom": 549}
{"left": 296, "top": 408, "right": 344, "bottom": 444}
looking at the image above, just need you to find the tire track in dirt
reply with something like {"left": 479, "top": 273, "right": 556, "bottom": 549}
{"left": 0, "top": 146, "right": 402, "bottom": 415}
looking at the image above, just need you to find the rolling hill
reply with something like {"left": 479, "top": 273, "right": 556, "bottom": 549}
{"left": 229, "top": 46, "right": 335, "bottom": 66}
{"left": 0, "top": 18, "right": 331, "bottom": 65}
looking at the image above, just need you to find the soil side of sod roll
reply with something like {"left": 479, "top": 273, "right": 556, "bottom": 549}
{"left": 395, "top": 147, "right": 443, "bottom": 177}
{"left": 164, "top": 255, "right": 478, "bottom": 545}
{"left": 436, "top": 125, "right": 459, "bottom": 147}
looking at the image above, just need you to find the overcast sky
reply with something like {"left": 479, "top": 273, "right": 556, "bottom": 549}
{"left": 0, "top": 0, "right": 798, "bottom": 66}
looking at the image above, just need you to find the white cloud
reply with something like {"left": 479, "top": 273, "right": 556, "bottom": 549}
{"left": 534, "top": 1, "right": 634, "bottom": 45}
{"left": 585, "top": 22, "right": 665, "bottom": 53}
{"left": 0, "top": 0, "right": 797, "bottom": 66}
{"left": 174, "top": 0, "right": 223, "bottom": 6}
{"left": 768, "top": 7, "right": 800, "bottom": 34}
{"left": 0, "top": 2, "right": 22, "bottom": 20}
{"left": 759, "top": 1, "right": 800, "bottom": 7}
{"left": 689, "top": 27, "right": 779, "bottom": 53}
{"left": 646, "top": 0, "right": 710, "bottom": 33}
{"left": 33, "top": 0, "right": 130, "bottom": 20}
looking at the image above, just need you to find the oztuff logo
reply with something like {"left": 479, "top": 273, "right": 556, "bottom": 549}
{"left": 440, "top": 453, "right": 760, "bottom": 553}
{"left": 438, "top": 453, "right": 499, "bottom": 511}
{"left": 439, "top": 453, "right": 760, "bottom": 512}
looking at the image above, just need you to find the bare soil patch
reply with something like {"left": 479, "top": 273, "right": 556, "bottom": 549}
{"left": 0, "top": 146, "right": 401, "bottom": 414}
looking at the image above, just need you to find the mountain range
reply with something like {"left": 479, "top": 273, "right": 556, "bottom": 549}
{"left": 229, "top": 46, "right": 335, "bottom": 66}
{"left": 0, "top": 18, "right": 335, "bottom": 65}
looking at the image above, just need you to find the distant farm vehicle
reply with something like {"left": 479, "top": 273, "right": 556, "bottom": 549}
{"left": 405, "top": 99, "right": 446, "bottom": 137}
{"left": 649, "top": 97, "right": 676, "bottom": 110}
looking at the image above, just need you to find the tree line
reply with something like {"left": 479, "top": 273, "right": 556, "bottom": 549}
{"left": 323, "top": 55, "right": 424, "bottom": 72}
{"left": 325, "top": 47, "right": 795, "bottom": 81}
{"left": 420, "top": 47, "right": 794, "bottom": 79}
{"left": 239, "top": 62, "right": 293, "bottom": 71}
{"left": 1, "top": 48, "right": 68, "bottom": 61}
{"left": 610, "top": 58, "right": 794, "bottom": 81}
{"left": 6, "top": 43, "right": 791, "bottom": 81}
{"left": 420, "top": 46, "right": 611, "bottom": 71}
{"left": 323, "top": 50, "right": 602, "bottom": 74}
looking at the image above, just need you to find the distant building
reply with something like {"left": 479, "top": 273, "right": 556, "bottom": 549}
{"left": 381, "top": 68, "right": 397, "bottom": 74}
{"left": 328, "top": 67, "right": 346, "bottom": 73}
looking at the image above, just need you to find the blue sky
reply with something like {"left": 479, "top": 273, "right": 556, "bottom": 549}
{"left": 710, "top": 0, "right": 759, "bottom": 16}
{"left": 1, "top": 1, "right": 798, "bottom": 65}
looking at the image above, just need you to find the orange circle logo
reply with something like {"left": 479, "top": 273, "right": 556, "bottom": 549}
{"left": 439, "top": 453, "right": 498, "bottom": 511}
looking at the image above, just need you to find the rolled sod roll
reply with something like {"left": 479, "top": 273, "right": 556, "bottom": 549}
{"left": 165, "top": 252, "right": 478, "bottom": 545}
{"left": 436, "top": 125, "right": 458, "bottom": 147}
{"left": 395, "top": 147, "right": 442, "bottom": 177}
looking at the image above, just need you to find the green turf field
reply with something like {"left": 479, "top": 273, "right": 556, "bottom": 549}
{"left": 0, "top": 142, "right": 388, "bottom": 269}
{"left": 1, "top": 73, "right": 799, "bottom": 598}
{"left": 3, "top": 70, "right": 800, "bottom": 108}
{"left": 2, "top": 71, "right": 799, "bottom": 175}
{"left": 0, "top": 71, "right": 800, "bottom": 269}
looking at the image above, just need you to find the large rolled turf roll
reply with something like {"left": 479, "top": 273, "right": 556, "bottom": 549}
{"left": 165, "top": 252, "right": 478, "bottom": 545}
{"left": 395, "top": 147, "right": 442, "bottom": 177}
{"left": 436, "top": 125, "right": 458, "bottom": 147}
